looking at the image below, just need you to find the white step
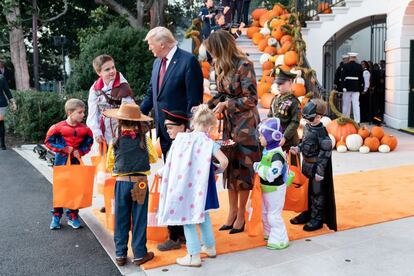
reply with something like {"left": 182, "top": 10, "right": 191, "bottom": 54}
{"left": 345, "top": 0, "right": 363, "bottom": 7}
{"left": 301, "top": 28, "right": 310, "bottom": 36}
{"left": 331, "top": 6, "right": 349, "bottom": 14}
{"left": 318, "top": 14, "right": 335, "bottom": 22}
{"left": 305, "top": 20, "right": 323, "bottom": 28}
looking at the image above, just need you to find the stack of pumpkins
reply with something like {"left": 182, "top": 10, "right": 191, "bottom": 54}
{"left": 333, "top": 125, "right": 398, "bottom": 154}
{"left": 246, "top": 4, "right": 309, "bottom": 109}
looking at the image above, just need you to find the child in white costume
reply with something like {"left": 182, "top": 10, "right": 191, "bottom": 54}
{"left": 253, "top": 117, "right": 289, "bottom": 250}
{"left": 158, "top": 104, "right": 228, "bottom": 267}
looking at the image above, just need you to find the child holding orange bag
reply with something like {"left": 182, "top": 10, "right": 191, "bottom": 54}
{"left": 45, "top": 99, "right": 94, "bottom": 230}
{"left": 253, "top": 117, "right": 289, "bottom": 250}
{"left": 104, "top": 103, "right": 157, "bottom": 267}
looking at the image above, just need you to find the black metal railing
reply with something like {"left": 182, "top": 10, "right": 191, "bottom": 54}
{"left": 294, "top": 0, "right": 345, "bottom": 25}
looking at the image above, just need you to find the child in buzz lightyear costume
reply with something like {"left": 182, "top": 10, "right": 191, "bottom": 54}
{"left": 253, "top": 117, "right": 292, "bottom": 250}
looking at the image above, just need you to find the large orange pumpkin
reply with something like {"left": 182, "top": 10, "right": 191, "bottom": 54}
{"left": 381, "top": 134, "right": 398, "bottom": 151}
{"left": 273, "top": 3, "right": 285, "bottom": 16}
{"left": 259, "top": 12, "right": 270, "bottom": 27}
{"left": 260, "top": 92, "right": 275, "bottom": 109}
{"left": 284, "top": 51, "right": 298, "bottom": 66}
{"left": 252, "top": 8, "right": 267, "bottom": 21}
{"left": 252, "top": 32, "right": 264, "bottom": 45}
{"left": 271, "top": 27, "right": 284, "bottom": 41}
{"left": 358, "top": 126, "right": 370, "bottom": 139}
{"left": 280, "top": 35, "right": 292, "bottom": 45}
{"left": 270, "top": 19, "right": 285, "bottom": 29}
{"left": 326, "top": 120, "right": 358, "bottom": 142}
{"left": 258, "top": 38, "right": 269, "bottom": 51}
{"left": 247, "top": 26, "right": 260, "bottom": 39}
{"left": 370, "top": 126, "right": 384, "bottom": 140}
{"left": 292, "top": 83, "right": 306, "bottom": 98}
{"left": 280, "top": 13, "right": 291, "bottom": 20}
{"left": 364, "top": 136, "right": 380, "bottom": 152}
{"left": 258, "top": 83, "right": 272, "bottom": 98}
{"left": 278, "top": 41, "right": 292, "bottom": 55}
{"left": 264, "top": 46, "right": 278, "bottom": 55}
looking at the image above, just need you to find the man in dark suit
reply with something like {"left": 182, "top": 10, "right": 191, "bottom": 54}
{"left": 140, "top": 26, "right": 203, "bottom": 251}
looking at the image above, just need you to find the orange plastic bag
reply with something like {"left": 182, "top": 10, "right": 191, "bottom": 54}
{"left": 284, "top": 153, "right": 309, "bottom": 212}
{"left": 53, "top": 157, "right": 96, "bottom": 209}
{"left": 147, "top": 176, "right": 168, "bottom": 241}
{"left": 91, "top": 142, "right": 110, "bottom": 195}
{"left": 103, "top": 178, "right": 116, "bottom": 231}
{"left": 245, "top": 174, "right": 263, "bottom": 237}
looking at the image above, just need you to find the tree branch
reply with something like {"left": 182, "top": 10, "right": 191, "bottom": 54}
{"left": 95, "top": 0, "right": 140, "bottom": 29}
{"left": 39, "top": 0, "right": 69, "bottom": 23}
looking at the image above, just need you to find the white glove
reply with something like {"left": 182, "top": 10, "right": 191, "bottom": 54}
{"left": 342, "top": 88, "right": 347, "bottom": 92}
{"left": 315, "top": 174, "right": 324, "bottom": 182}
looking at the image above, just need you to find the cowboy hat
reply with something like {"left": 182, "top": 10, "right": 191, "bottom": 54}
{"left": 103, "top": 103, "right": 153, "bottom": 121}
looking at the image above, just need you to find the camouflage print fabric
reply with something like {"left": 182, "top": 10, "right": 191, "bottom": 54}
{"left": 268, "top": 93, "right": 300, "bottom": 152}
{"left": 208, "top": 59, "right": 261, "bottom": 191}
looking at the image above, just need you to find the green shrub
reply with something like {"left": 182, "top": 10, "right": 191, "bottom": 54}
{"left": 6, "top": 90, "right": 88, "bottom": 143}
{"left": 66, "top": 25, "right": 154, "bottom": 101}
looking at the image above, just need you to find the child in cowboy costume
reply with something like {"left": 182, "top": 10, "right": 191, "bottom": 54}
{"left": 158, "top": 104, "right": 228, "bottom": 267}
{"left": 253, "top": 117, "right": 289, "bottom": 249}
{"left": 104, "top": 103, "right": 158, "bottom": 267}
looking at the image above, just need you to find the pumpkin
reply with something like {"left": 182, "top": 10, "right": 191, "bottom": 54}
{"left": 317, "top": 2, "right": 332, "bottom": 14}
{"left": 262, "top": 60, "right": 274, "bottom": 70}
{"left": 260, "top": 53, "right": 271, "bottom": 65}
{"left": 277, "top": 41, "right": 292, "bottom": 55}
{"left": 260, "top": 92, "right": 275, "bottom": 109}
{"left": 328, "top": 134, "right": 336, "bottom": 149}
{"left": 346, "top": 134, "right": 363, "bottom": 151}
{"left": 378, "top": 144, "right": 391, "bottom": 153}
{"left": 258, "top": 38, "right": 269, "bottom": 51}
{"left": 203, "top": 92, "right": 212, "bottom": 103}
{"left": 292, "top": 83, "right": 306, "bottom": 98}
{"left": 320, "top": 116, "right": 332, "bottom": 127}
{"left": 251, "top": 20, "right": 260, "bottom": 27}
{"left": 275, "top": 54, "right": 285, "bottom": 66}
{"left": 247, "top": 26, "right": 260, "bottom": 39}
{"left": 359, "top": 145, "right": 370, "bottom": 154}
{"left": 257, "top": 83, "right": 271, "bottom": 98}
{"left": 252, "top": 8, "right": 268, "bottom": 21}
{"left": 280, "top": 64, "right": 292, "bottom": 72}
{"left": 260, "top": 26, "right": 271, "bottom": 36}
{"left": 337, "top": 145, "right": 347, "bottom": 153}
{"left": 155, "top": 138, "right": 163, "bottom": 158}
{"left": 273, "top": 3, "right": 285, "bottom": 16}
{"left": 259, "top": 12, "right": 270, "bottom": 27}
{"left": 261, "top": 76, "right": 275, "bottom": 84}
{"left": 271, "top": 26, "right": 284, "bottom": 41}
{"left": 284, "top": 51, "right": 298, "bottom": 66}
{"left": 264, "top": 46, "right": 278, "bottom": 55}
{"left": 358, "top": 126, "right": 370, "bottom": 139}
{"left": 370, "top": 126, "right": 384, "bottom": 140}
{"left": 326, "top": 120, "right": 358, "bottom": 142}
{"left": 280, "top": 35, "right": 293, "bottom": 45}
{"left": 252, "top": 32, "right": 264, "bottom": 45}
{"left": 270, "top": 19, "right": 285, "bottom": 29}
{"left": 364, "top": 136, "right": 380, "bottom": 152}
{"left": 268, "top": 37, "right": 278, "bottom": 47}
{"left": 381, "top": 134, "right": 398, "bottom": 151}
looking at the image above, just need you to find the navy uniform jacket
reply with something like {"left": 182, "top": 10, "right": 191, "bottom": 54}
{"left": 140, "top": 47, "right": 203, "bottom": 140}
{"left": 341, "top": 61, "right": 364, "bottom": 92}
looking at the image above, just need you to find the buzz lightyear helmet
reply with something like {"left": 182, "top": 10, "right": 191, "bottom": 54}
{"left": 258, "top": 118, "right": 284, "bottom": 150}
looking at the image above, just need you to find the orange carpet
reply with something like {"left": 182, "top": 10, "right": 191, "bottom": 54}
{"left": 92, "top": 165, "right": 414, "bottom": 270}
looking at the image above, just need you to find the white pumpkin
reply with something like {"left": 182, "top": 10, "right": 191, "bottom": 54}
{"left": 270, "top": 83, "right": 280, "bottom": 95}
{"left": 275, "top": 55, "right": 285, "bottom": 66}
{"left": 346, "top": 134, "right": 363, "bottom": 151}
{"left": 320, "top": 116, "right": 332, "bottom": 127}
{"left": 268, "top": 37, "right": 278, "bottom": 47}
{"left": 328, "top": 134, "right": 336, "bottom": 149}
{"left": 378, "top": 144, "right": 391, "bottom": 153}
{"left": 337, "top": 145, "right": 347, "bottom": 153}
{"left": 260, "top": 26, "right": 271, "bottom": 36}
{"left": 359, "top": 145, "right": 370, "bottom": 154}
{"left": 260, "top": 53, "right": 271, "bottom": 65}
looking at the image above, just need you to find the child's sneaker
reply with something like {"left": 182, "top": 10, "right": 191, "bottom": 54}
{"left": 266, "top": 242, "right": 289, "bottom": 250}
{"left": 67, "top": 213, "right": 81, "bottom": 229}
{"left": 176, "top": 254, "right": 201, "bottom": 267}
{"left": 201, "top": 245, "right": 216, "bottom": 258}
{"left": 50, "top": 215, "right": 61, "bottom": 230}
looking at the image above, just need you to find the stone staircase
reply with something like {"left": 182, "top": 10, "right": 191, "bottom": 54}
{"left": 236, "top": 35, "right": 263, "bottom": 81}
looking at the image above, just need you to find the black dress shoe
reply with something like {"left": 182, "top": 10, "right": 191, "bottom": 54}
{"left": 229, "top": 222, "right": 245, "bottom": 234}
{"left": 219, "top": 218, "right": 236, "bottom": 231}
{"left": 290, "top": 212, "right": 309, "bottom": 225}
{"left": 303, "top": 220, "right": 323, "bottom": 232}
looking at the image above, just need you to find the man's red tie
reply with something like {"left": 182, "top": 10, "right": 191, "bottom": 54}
{"left": 158, "top": 57, "right": 167, "bottom": 92}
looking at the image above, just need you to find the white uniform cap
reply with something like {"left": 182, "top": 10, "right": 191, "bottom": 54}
{"left": 347, "top": 52, "right": 358, "bottom": 57}
{"left": 342, "top": 54, "right": 349, "bottom": 58}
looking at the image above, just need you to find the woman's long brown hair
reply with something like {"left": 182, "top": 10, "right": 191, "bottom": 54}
{"left": 204, "top": 30, "right": 247, "bottom": 84}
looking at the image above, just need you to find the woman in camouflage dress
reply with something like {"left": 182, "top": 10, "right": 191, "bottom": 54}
{"left": 205, "top": 30, "right": 261, "bottom": 234}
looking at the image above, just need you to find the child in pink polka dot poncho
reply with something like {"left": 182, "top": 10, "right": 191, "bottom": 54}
{"left": 158, "top": 104, "right": 228, "bottom": 267}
